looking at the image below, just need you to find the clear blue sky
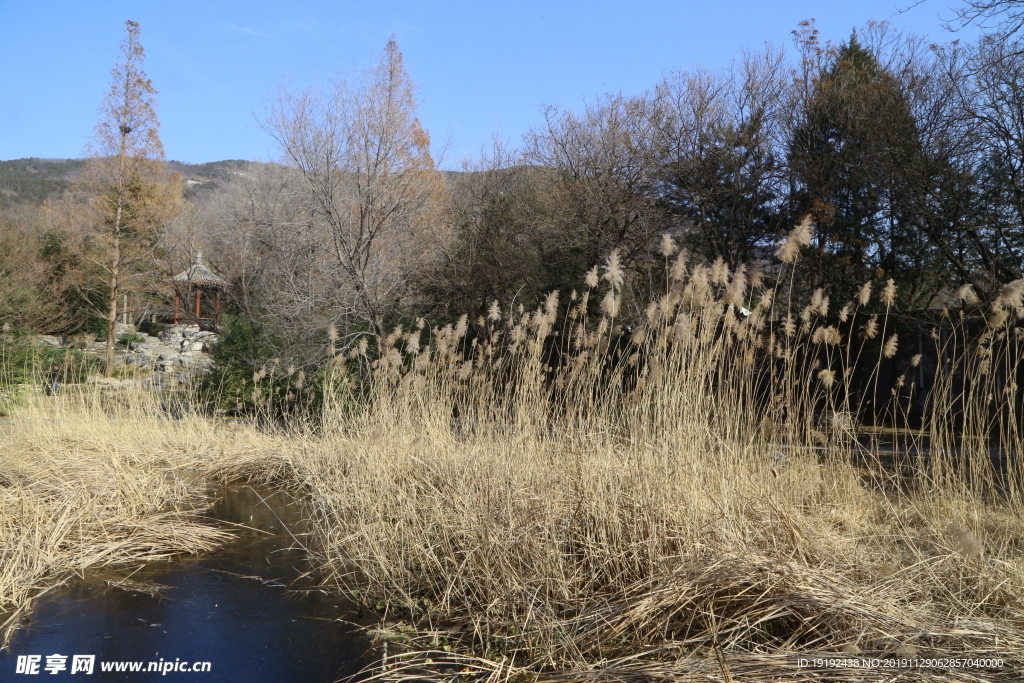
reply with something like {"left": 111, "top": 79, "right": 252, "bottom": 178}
{"left": 0, "top": 0, "right": 977, "bottom": 168}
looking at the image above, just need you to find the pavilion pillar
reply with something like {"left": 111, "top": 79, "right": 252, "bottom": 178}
{"left": 194, "top": 289, "right": 201, "bottom": 320}
{"left": 174, "top": 291, "right": 181, "bottom": 325}
{"left": 215, "top": 290, "right": 221, "bottom": 326}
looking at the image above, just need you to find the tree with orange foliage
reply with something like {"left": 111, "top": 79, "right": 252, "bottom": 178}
{"left": 68, "top": 20, "right": 182, "bottom": 376}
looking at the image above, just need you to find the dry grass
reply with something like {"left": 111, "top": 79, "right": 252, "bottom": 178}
{"left": 2, "top": 249, "right": 1023, "bottom": 681}
{"left": 0, "top": 389, "right": 289, "bottom": 644}
{"left": 295, "top": 253, "right": 1024, "bottom": 680}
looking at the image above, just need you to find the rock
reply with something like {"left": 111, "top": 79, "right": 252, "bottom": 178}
{"left": 87, "top": 376, "right": 123, "bottom": 388}
{"left": 190, "top": 341, "right": 204, "bottom": 352}
{"left": 38, "top": 335, "right": 63, "bottom": 347}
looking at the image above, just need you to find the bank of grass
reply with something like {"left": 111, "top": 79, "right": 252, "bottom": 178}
{"left": 2, "top": 244, "right": 1023, "bottom": 680}
{"left": 0, "top": 388, "right": 291, "bottom": 644}
{"left": 296, "top": 249, "right": 1024, "bottom": 680}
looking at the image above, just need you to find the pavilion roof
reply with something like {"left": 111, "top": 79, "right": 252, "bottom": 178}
{"left": 172, "top": 252, "right": 228, "bottom": 287}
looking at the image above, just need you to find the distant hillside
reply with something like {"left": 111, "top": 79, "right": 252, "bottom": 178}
{"left": 0, "top": 158, "right": 85, "bottom": 208}
{"left": 0, "top": 158, "right": 501, "bottom": 211}
{"left": 0, "top": 158, "right": 257, "bottom": 208}
{"left": 167, "top": 159, "right": 253, "bottom": 200}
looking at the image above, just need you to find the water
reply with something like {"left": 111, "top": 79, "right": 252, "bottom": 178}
{"left": 1, "top": 486, "right": 375, "bottom": 682}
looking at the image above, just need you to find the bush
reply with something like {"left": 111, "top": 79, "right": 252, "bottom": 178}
{"left": 0, "top": 332, "right": 103, "bottom": 388}
{"left": 201, "top": 315, "right": 323, "bottom": 419}
{"left": 117, "top": 332, "right": 146, "bottom": 348}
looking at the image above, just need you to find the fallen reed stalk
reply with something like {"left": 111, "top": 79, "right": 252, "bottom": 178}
{"left": 0, "top": 387, "right": 289, "bottom": 644}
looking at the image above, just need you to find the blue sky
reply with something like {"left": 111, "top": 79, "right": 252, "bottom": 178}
{"left": 0, "top": 0, "right": 979, "bottom": 167}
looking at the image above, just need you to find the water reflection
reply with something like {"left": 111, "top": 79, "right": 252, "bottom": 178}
{"left": 2, "top": 486, "right": 373, "bottom": 682}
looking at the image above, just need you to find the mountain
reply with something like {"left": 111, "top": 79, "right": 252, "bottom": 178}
{"left": 0, "top": 158, "right": 256, "bottom": 208}
{"left": 0, "top": 158, "right": 85, "bottom": 208}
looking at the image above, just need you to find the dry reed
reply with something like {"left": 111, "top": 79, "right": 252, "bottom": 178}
{"left": 0, "top": 388, "right": 289, "bottom": 644}
{"left": 287, "top": 250, "right": 1024, "bottom": 681}
{"left": 2, "top": 246, "right": 1023, "bottom": 681}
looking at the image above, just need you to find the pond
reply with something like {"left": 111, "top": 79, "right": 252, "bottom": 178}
{"left": 2, "top": 485, "right": 375, "bottom": 682}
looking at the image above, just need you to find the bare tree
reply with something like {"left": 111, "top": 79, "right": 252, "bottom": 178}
{"left": 262, "top": 39, "right": 444, "bottom": 338}
{"left": 648, "top": 45, "right": 790, "bottom": 267}
{"left": 420, "top": 138, "right": 553, "bottom": 320}
{"left": 950, "top": 34, "right": 1024, "bottom": 286}
{"left": 949, "top": 0, "right": 1024, "bottom": 40}
{"left": 525, "top": 93, "right": 668, "bottom": 285}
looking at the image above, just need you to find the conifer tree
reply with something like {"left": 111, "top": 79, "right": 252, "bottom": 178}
{"left": 789, "top": 35, "right": 930, "bottom": 299}
{"left": 76, "top": 20, "right": 181, "bottom": 376}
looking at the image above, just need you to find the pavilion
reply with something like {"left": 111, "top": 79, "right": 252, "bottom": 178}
{"left": 171, "top": 252, "right": 228, "bottom": 326}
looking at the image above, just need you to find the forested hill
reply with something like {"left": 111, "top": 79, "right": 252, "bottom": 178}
{"left": 0, "top": 158, "right": 253, "bottom": 207}
{"left": 0, "top": 158, "right": 85, "bottom": 207}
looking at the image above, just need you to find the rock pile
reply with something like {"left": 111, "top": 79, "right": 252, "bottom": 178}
{"left": 123, "top": 325, "right": 216, "bottom": 387}
{"left": 38, "top": 324, "right": 217, "bottom": 391}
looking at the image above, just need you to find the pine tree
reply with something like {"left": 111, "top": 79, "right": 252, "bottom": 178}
{"left": 789, "top": 34, "right": 929, "bottom": 299}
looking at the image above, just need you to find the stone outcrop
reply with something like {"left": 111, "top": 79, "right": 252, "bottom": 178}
{"left": 40, "top": 324, "right": 217, "bottom": 391}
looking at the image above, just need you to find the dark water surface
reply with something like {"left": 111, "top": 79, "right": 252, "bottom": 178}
{"left": 2, "top": 486, "right": 374, "bottom": 682}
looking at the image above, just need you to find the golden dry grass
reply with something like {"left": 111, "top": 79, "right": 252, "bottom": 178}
{"left": 293, "top": 253, "right": 1024, "bottom": 681}
{"left": 2, "top": 248, "right": 1023, "bottom": 681}
{"left": 0, "top": 389, "right": 289, "bottom": 644}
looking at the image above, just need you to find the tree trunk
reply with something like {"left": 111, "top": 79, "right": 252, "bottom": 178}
{"left": 105, "top": 140, "right": 126, "bottom": 378}
{"left": 105, "top": 288, "right": 117, "bottom": 377}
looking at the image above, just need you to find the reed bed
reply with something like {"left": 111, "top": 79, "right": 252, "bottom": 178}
{"left": 296, "top": 246, "right": 1024, "bottom": 681}
{"left": 0, "top": 388, "right": 288, "bottom": 644}
{"left": 2, "top": 239, "right": 1022, "bottom": 680}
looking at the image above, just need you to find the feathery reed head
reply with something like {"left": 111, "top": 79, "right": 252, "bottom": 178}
{"left": 724, "top": 264, "right": 747, "bottom": 305}
{"left": 710, "top": 257, "right": 729, "bottom": 285}
{"left": 881, "top": 279, "right": 897, "bottom": 306}
{"left": 883, "top": 333, "right": 899, "bottom": 358}
{"left": 857, "top": 281, "right": 872, "bottom": 306}
{"left": 862, "top": 316, "right": 879, "bottom": 340}
{"left": 777, "top": 215, "right": 814, "bottom": 263}
{"left": 660, "top": 233, "right": 677, "bottom": 257}
{"left": 957, "top": 283, "right": 979, "bottom": 305}
{"left": 669, "top": 251, "right": 688, "bottom": 282}
{"left": 603, "top": 250, "right": 624, "bottom": 290}
{"left": 995, "top": 278, "right": 1024, "bottom": 310}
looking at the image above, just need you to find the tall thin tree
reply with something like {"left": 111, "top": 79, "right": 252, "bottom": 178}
{"left": 81, "top": 20, "right": 180, "bottom": 376}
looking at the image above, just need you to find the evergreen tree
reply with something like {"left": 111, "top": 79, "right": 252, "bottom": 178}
{"left": 789, "top": 35, "right": 934, "bottom": 300}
